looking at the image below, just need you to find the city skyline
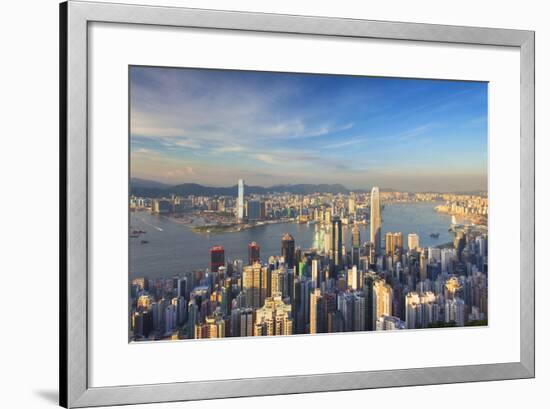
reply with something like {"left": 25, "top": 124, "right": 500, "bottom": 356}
{"left": 130, "top": 187, "right": 489, "bottom": 341}
{"left": 130, "top": 66, "right": 488, "bottom": 192}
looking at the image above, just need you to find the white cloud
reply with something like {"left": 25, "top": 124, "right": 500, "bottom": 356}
{"left": 165, "top": 166, "right": 195, "bottom": 177}
{"left": 162, "top": 138, "right": 201, "bottom": 149}
{"left": 213, "top": 145, "right": 247, "bottom": 154}
{"left": 253, "top": 153, "right": 278, "bottom": 164}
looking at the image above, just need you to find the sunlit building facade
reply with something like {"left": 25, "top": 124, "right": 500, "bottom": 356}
{"left": 370, "top": 187, "right": 382, "bottom": 255}
{"left": 237, "top": 178, "right": 244, "bottom": 221}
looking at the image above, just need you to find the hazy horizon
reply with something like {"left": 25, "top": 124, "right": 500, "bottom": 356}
{"left": 130, "top": 67, "right": 488, "bottom": 192}
{"left": 131, "top": 177, "right": 487, "bottom": 194}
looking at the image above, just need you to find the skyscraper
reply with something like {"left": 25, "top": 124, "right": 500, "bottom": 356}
{"left": 310, "top": 288, "right": 323, "bottom": 334}
{"left": 240, "top": 308, "right": 254, "bottom": 337}
{"left": 454, "top": 231, "right": 466, "bottom": 261}
{"left": 428, "top": 246, "right": 441, "bottom": 263}
{"left": 445, "top": 298, "right": 465, "bottom": 326}
{"left": 348, "top": 194, "right": 356, "bottom": 215}
{"left": 385, "top": 232, "right": 394, "bottom": 256}
{"left": 330, "top": 216, "right": 343, "bottom": 272}
{"left": 260, "top": 266, "right": 271, "bottom": 305}
{"left": 187, "top": 299, "right": 199, "bottom": 339}
{"left": 347, "top": 266, "right": 359, "bottom": 291}
{"left": 373, "top": 279, "right": 393, "bottom": 325}
{"left": 209, "top": 246, "right": 225, "bottom": 272}
{"left": 353, "top": 292, "right": 366, "bottom": 331}
{"left": 419, "top": 248, "right": 428, "bottom": 281}
{"left": 370, "top": 186, "right": 382, "bottom": 255}
{"left": 405, "top": 292, "right": 421, "bottom": 329}
{"left": 247, "top": 199, "right": 261, "bottom": 221}
{"left": 311, "top": 258, "right": 321, "bottom": 289}
{"left": 260, "top": 200, "right": 267, "bottom": 220}
{"left": 248, "top": 242, "right": 260, "bottom": 266}
{"left": 351, "top": 225, "right": 361, "bottom": 268}
{"left": 176, "top": 277, "right": 187, "bottom": 299}
{"left": 364, "top": 271, "right": 377, "bottom": 331}
{"left": 393, "top": 232, "right": 403, "bottom": 250}
{"left": 281, "top": 233, "right": 296, "bottom": 268}
{"left": 441, "top": 248, "right": 456, "bottom": 274}
{"left": 338, "top": 292, "right": 354, "bottom": 332}
{"left": 271, "top": 267, "right": 288, "bottom": 298}
{"left": 243, "top": 263, "right": 262, "bottom": 308}
{"left": 237, "top": 178, "right": 244, "bottom": 221}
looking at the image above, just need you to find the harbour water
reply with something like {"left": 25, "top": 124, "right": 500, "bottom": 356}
{"left": 129, "top": 201, "right": 454, "bottom": 279}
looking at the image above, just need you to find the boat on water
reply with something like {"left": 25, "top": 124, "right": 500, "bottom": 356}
{"left": 429, "top": 233, "right": 440, "bottom": 238}
{"left": 140, "top": 240, "right": 149, "bottom": 244}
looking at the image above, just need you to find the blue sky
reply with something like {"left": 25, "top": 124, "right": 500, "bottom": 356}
{"left": 130, "top": 66, "right": 487, "bottom": 192}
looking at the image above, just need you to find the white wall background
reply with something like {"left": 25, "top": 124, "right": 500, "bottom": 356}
{"left": 0, "top": 0, "right": 547, "bottom": 408}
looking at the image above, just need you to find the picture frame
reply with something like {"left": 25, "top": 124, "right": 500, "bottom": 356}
{"left": 60, "top": 1, "right": 535, "bottom": 407}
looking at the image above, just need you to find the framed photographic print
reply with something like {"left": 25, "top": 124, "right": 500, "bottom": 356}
{"left": 60, "top": 1, "right": 535, "bottom": 407}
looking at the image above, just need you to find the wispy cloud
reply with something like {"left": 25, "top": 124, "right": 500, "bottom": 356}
{"left": 161, "top": 138, "right": 202, "bottom": 150}
{"left": 322, "top": 137, "right": 367, "bottom": 150}
{"left": 253, "top": 153, "right": 278, "bottom": 164}
{"left": 129, "top": 67, "right": 488, "bottom": 190}
{"left": 392, "top": 124, "right": 433, "bottom": 142}
{"left": 214, "top": 145, "right": 247, "bottom": 154}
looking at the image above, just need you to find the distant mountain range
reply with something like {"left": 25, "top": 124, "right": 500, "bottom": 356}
{"left": 130, "top": 178, "right": 485, "bottom": 197}
{"left": 131, "top": 178, "right": 173, "bottom": 189}
{"left": 130, "top": 178, "right": 367, "bottom": 197}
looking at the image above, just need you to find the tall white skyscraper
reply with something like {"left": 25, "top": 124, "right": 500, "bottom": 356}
{"left": 370, "top": 186, "right": 381, "bottom": 255}
{"left": 237, "top": 178, "right": 244, "bottom": 221}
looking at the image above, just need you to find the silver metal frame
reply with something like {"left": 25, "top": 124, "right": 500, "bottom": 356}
{"left": 60, "top": 1, "right": 535, "bottom": 407}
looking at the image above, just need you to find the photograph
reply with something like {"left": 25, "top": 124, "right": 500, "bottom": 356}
{"left": 2, "top": 0, "right": 542, "bottom": 408}
{"left": 128, "top": 66, "right": 489, "bottom": 341}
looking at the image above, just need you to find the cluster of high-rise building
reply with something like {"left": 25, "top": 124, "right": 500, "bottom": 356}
{"left": 130, "top": 186, "right": 488, "bottom": 341}
{"left": 435, "top": 194, "right": 489, "bottom": 224}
